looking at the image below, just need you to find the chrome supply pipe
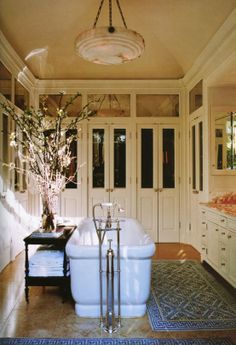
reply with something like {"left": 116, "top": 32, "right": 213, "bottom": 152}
{"left": 117, "top": 219, "right": 121, "bottom": 327}
{"left": 104, "top": 239, "right": 116, "bottom": 334}
{"left": 92, "top": 202, "right": 122, "bottom": 333}
{"left": 98, "top": 219, "right": 103, "bottom": 328}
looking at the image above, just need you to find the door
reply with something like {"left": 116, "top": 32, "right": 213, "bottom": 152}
{"left": 137, "top": 125, "right": 179, "bottom": 242}
{"left": 88, "top": 124, "right": 131, "bottom": 217}
{"left": 189, "top": 117, "right": 204, "bottom": 250}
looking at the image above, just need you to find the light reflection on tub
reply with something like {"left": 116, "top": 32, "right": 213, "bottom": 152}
{"left": 66, "top": 218, "right": 155, "bottom": 318}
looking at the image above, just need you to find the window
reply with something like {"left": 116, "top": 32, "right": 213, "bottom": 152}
{"left": 137, "top": 94, "right": 179, "bottom": 117}
{"left": 39, "top": 94, "right": 82, "bottom": 117}
{"left": 15, "top": 79, "right": 29, "bottom": 110}
{"left": 88, "top": 94, "right": 130, "bottom": 117}
{"left": 189, "top": 80, "right": 203, "bottom": 114}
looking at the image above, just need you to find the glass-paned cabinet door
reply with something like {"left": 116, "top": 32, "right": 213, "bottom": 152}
{"left": 88, "top": 125, "right": 131, "bottom": 217}
{"left": 0, "top": 62, "right": 12, "bottom": 101}
{"left": 65, "top": 129, "right": 77, "bottom": 189}
{"left": 114, "top": 128, "right": 126, "bottom": 188}
{"left": 162, "top": 128, "right": 175, "bottom": 188}
{"left": 92, "top": 128, "right": 105, "bottom": 188}
{"left": 141, "top": 128, "right": 153, "bottom": 188}
{"left": 190, "top": 119, "right": 204, "bottom": 192}
{"left": 2, "top": 113, "right": 9, "bottom": 188}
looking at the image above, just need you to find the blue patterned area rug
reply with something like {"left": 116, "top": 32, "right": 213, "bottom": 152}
{"left": 0, "top": 338, "right": 234, "bottom": 345}
{"left": 147, "top": 260, "right": 236, "bottom": 332}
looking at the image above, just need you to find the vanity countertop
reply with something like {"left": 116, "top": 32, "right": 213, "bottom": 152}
{"left": 201, "top": 202, "right": 236, "bottom": 218}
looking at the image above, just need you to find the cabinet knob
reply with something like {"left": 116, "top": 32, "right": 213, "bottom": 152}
{"left": 215, "top": 228, "right": 219, "bottom": 232}
{"left": 221, "top": 263, "right": 226, "bottom": 266}
{"left": 220, "top": 219, "right": 225, "bottom": 223}
{"left": 221, "top": 248, "right": 226, "bottom": 251}
{"left": 227, "top": 235, "right": 232, "bottom": 239}
{"left": 202, "top": 247, "right": 205, "bottom": 250}
{"left": 221, "top": 232, "right": 225, "bottom": 235}
{"left": 202, "top": 221, "right": 206, "bottom": 225}
{"left": 202, "top": 234, "right": 206, "bottom": 237}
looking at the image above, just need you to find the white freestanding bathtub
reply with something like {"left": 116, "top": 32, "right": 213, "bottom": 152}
{"left": 66, "top": 217, "right": 155, "bottom": 318}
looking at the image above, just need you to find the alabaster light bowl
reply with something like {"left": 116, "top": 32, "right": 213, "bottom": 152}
{"left": 75, "top": 26, "right": 145, "bottom": 65}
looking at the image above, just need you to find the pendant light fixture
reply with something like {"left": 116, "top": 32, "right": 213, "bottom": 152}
{"left": 75, "top": 0, "right": 145, "bottom": 65}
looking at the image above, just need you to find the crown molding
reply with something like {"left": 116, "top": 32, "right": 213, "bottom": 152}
{"left": 35, "top": 78, "right": 183, "bottom": 94}
{"left": 0, "top": 31, "right": 36, "bottom": 92}
{"left": 183, "top": 8, "right": 236, "bottom": 89}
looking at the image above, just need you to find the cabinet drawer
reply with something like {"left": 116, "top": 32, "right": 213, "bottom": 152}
{"left": 201, "top": 232, "right": 207, "bottom": 245}
{"left": 219, "top": 229, "right": 228, "bottom": 244}
{"left": 206, "top": 211, "right": 227, "bottom": 227}
{"left": 201, "top": 209, "right": 207, "bottom": 219}
{"left": 227, "top": 218, "right": 236, "bottom": 232}
{"left": 219, "top": 243, "right": 228, "bottom": 259}
{"left": 219, "top": 259, "right": 228, "bottom": 274}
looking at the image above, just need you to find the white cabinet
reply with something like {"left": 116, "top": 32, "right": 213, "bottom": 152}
{"left": 200, "top": 206, "right": 236, "bottom": 288}
{"left": 207, "top": 221, "right": 219, "bottom": 269}
{"left": 227, "top": 226, "right": 236, "bottom": 287}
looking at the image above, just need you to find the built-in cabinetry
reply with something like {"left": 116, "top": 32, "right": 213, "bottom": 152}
{"left": 200, "top": 205, "right": 236, "bottom": 288}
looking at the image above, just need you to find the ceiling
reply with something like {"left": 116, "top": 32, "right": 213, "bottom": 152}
{"left": 0, "top": 0, "right": 236, "bottom": 80}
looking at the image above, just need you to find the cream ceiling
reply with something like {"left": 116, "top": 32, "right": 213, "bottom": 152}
{"left": 0, "top": 0, "right": 236, "bottom": 80}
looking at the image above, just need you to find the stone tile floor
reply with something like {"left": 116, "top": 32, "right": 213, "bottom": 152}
{"left": 0, "top": 244, "right": 235, "bottom": 342}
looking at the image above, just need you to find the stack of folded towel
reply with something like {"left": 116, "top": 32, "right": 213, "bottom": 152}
{"left": 29, "top": 247, "right": 69, "bottom": 277}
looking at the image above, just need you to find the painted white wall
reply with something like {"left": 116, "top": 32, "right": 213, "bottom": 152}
{"left": 0, "top": 183, "right": 40, "bottom": 272}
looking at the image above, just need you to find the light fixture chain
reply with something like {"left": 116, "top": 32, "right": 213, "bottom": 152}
{"left": 93, "top": 0, "right": 105, "bottom": 28}
{"left": 115, "top": 0, "right": 127, "bottom": 28}
{"left": 109, "top": 0, "right": 113, "bottom": 27}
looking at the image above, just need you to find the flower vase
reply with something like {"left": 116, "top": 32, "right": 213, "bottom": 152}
{"left": 42, "top": 212, "right": 55, "bottom": 232}
{"left": 41, "top": 197, "right": 57, "bottom": 232}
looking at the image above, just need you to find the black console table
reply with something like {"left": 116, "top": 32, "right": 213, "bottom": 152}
{"left": 24, "top": 226, "right": 76, "bottom": 303}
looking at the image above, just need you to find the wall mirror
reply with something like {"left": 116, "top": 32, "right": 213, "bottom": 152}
{"left": 213, "top": 110, "right": 236, "bottom": 172}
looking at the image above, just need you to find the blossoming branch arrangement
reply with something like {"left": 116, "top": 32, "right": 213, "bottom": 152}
{"left": 1, "top": 92, "right": 95, "bottom": 231}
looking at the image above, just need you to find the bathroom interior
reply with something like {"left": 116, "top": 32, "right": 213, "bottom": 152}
{"left": 0, "top": 0, "right": 236, "bottom": 343}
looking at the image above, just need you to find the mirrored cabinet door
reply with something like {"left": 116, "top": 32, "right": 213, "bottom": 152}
{"left": 213, "top": 111, "right": 236, "bottom": 172}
